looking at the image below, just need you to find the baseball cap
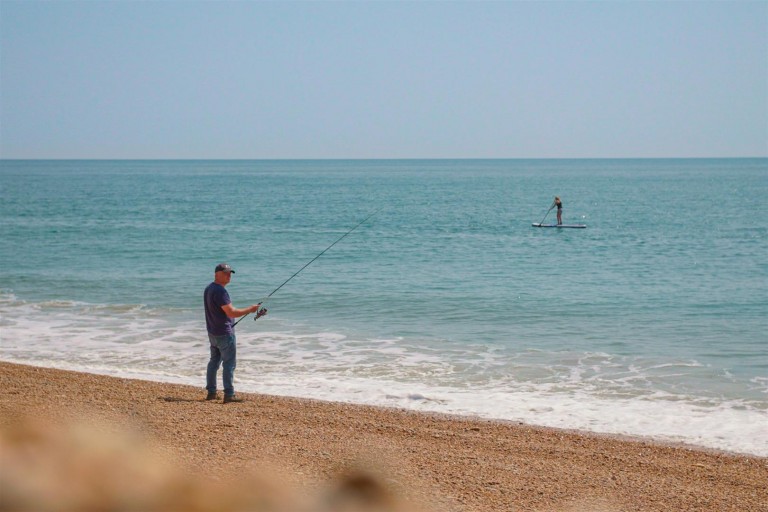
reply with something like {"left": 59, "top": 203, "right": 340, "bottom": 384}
{"left": 215, "top": 263, "right": 235, "bottom": 273}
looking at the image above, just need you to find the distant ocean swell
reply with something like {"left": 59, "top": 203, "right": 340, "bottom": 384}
{"left": 1, "top": 158, "right": 766, "bottom": 456}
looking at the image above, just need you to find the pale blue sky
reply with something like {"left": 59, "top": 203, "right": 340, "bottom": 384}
{"left": 1, "top": 1, "right": 766, "bottom": 159}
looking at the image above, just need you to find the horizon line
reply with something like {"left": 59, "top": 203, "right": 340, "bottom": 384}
{"left": 2, "top": 156, "right": 766, "bottom": 162}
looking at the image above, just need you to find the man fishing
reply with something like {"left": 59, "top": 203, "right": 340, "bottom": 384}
{"left": 202, "top": 211, "right": 379, "bottom": 403}
{"left": 203, "top": 263, "right": 266, "bottom": 403}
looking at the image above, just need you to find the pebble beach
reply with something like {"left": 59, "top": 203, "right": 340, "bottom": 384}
{"left": 1, "top": 361, "right": 765, "bottom": 512}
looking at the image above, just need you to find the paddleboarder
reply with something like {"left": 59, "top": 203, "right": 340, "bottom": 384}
{"left": 554, "top": 196, "right": 563, "bottom": 225}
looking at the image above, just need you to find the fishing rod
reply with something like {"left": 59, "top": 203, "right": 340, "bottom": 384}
{"left": 234, "top": 208, "right": 381, "bottom": 326}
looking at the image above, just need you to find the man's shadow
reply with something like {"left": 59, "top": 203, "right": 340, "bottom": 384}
{"left": 160, "top": 396, "right": 205, "bottom": 403}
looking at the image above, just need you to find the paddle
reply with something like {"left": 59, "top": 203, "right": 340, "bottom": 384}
{"left": 536, "top": 202, "right": 555, "bottom": 226}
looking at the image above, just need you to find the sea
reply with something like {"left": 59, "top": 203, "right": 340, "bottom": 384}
{"left": 1, "top": 158, "right": 766, "bottom": 457}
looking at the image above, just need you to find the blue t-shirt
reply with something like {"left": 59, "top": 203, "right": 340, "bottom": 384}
{"left": 204, "top": 282, "right": 234, "bottom": 335}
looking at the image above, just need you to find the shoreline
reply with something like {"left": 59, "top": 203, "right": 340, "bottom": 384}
{"left": 1, "top": 358, "right": 754, "bottom": 459}
{"left": 2, "top": 357, "right": 762, "bottom": 458}
{"left": 1, "top": 361, "right": 766, "bottom": 511}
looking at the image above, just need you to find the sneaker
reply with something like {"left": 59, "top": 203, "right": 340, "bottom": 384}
{"left": 205, "top": 392, "right": 218, "bottom": 401}
{"left": 223, "top": 394, "right": 244, "bottom": 404}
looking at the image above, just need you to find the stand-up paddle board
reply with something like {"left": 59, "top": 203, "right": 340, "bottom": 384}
{"left": 532, "top": 223, "right": 586, "bottom": 229}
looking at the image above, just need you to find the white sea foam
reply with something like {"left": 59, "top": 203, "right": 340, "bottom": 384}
{"left": 2, "top": 296, "right": 766, "bottom": 457}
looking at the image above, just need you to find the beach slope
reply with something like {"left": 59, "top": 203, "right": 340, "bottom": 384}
{"left": 0, "top": 362, "right": 765, "bottom": 511}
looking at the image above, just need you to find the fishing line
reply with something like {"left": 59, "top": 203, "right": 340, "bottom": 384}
{"left": 234, "top": 208, "right": 381, "bottom": 326}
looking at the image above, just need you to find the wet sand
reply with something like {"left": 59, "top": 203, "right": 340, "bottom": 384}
{"left": 0, "top": 361, "right": 765, "bottom": 511}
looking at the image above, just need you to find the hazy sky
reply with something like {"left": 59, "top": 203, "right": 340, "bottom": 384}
{"left": 1, "top": 1, "right": 766, "bottom": 159}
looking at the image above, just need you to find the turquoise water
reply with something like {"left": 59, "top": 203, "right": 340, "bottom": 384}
{"left": 1, "top": 159, "right": 766, "bottom": 455}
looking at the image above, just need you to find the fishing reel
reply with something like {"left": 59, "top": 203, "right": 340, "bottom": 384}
{"left": 254, "top": 307, "right": 268, "bottom": 320}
